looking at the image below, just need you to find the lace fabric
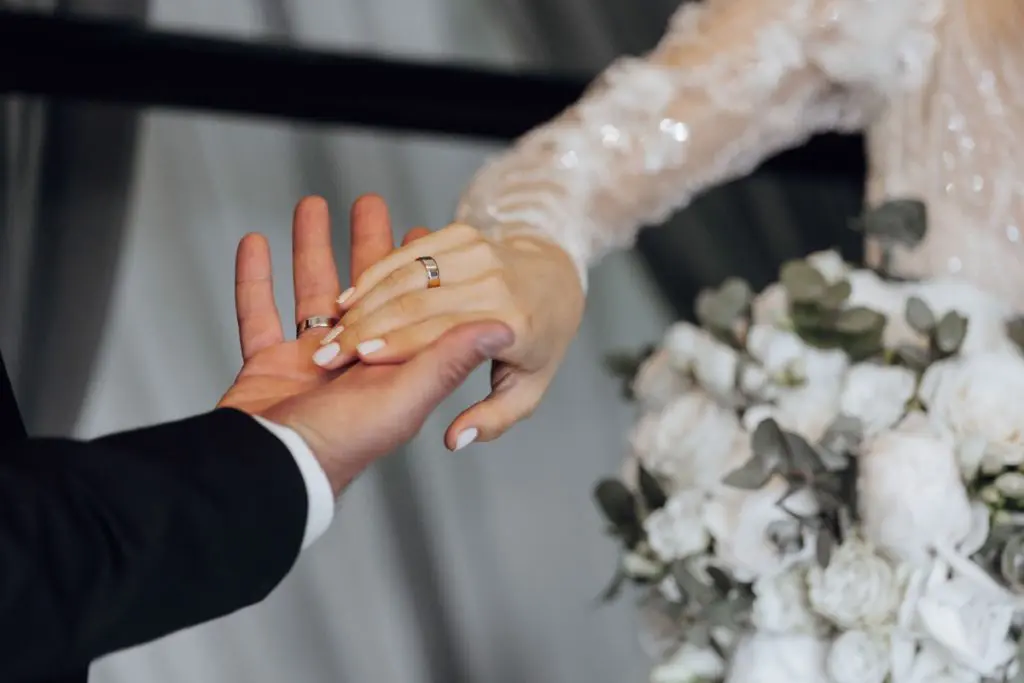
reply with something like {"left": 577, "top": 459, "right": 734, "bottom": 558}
{"left": 460, "top": 0, "right": 1024, "bottom": 306}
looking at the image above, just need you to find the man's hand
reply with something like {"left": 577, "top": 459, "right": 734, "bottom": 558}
{"left": 219, "top": 195, "right": 499, "bottom": 494}
{"left": 219, "top": 195, "right": 426, "bottom": 413}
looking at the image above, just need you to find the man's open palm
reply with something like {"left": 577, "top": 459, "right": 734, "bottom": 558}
{"left": 218, "top": 195, "right": 428, "bottom": 413}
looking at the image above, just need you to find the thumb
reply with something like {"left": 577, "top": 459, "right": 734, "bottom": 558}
{"left": 444, "top": 375, "right": 542, "bottom": 451}
{"left": 389, "top": 321, "right": 514, "bottom": 425}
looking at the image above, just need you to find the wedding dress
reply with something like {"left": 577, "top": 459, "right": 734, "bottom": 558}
{"left": 454, "top": 2, "right": 1024, "bottom": 682}
{"left": 455, "top": 0, "right": 1024, "bottom": 305}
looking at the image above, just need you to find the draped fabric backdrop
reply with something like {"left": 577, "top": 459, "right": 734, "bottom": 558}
{"left": 0, "top": 0, "right": 862, "bottom": 681}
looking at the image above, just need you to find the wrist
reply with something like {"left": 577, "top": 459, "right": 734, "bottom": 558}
{"left": 259, "top": 408, "right": 351, "bottom": 497}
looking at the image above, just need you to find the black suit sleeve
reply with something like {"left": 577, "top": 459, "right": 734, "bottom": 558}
{"left": 0, "top": 408, "right": 309, "bottom": 681}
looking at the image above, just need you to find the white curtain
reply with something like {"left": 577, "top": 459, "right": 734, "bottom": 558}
{"left": 54, "top": 0, "right": 673, "bottom": 681}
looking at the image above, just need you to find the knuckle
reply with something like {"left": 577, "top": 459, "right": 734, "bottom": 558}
{"left": 466, "top": 241, "right": 500, "bottom": 270}
{"left": 447, "top": 222, "right": 481, "bottom": 241}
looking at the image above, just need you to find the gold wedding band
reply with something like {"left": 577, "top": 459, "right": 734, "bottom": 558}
{"left": 297, "top": 315, "right": 340, "bottom": 337}
{"left": 417, "top": 256, "right": 441, "bottom": 289}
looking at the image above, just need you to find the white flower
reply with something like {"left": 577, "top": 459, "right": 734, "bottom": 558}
{"left": 622, "top": 552, "right": 662, "bottom": 580}
{"left": 644, "top": 490, "right": 710, "bottom": 561}
{"left": 745, "top": 325, "right": 848, "bottom": 441}
{"left": 826, "top": 630, "right": 890, "bottom": 683}
{"left": 751, "top": 567, "right": 823, "bottom": 635}
{"left": 846, "top": 270, "right": 917, "bottom": 348}
{"left": 657, "top": 575, "right": 682, "bottom": 603}
{"left": 857, "top": 413, "right": 974, "bottom": 565}
{"left": 631, "top": 392, "right": 743, "bottom": 492}
{"left": 752, "top": 283, "right": 788, "bottom": 326}
{"left": 910, "top": 278, "right": 1013, "bottom": 356}
{"left": 724, "top": 634, "right": 828, "bottom": 683}
{"left": 919, "top": 352, "right": 1024, "bottom": 471}
{"left": 894, "top": 641, "right": 983, "bottom": 683}
{"left": 662, "top": 323, "right": 739, "bottom": 400}
{"left": 704, "top": 468, "right": 817, "bottom": 582}
{"left": 632, "top": 348, "right": 694, "bottom": 410}
{"left": 839, "top": 364, "right": 916, "bottom": 435}
{"left": 806, "top": 249, "right": 849, "bottom": 282}
{"left": 651, "top": 643, "right": 724, "bottom": 683}
{"left": 807, "top": 537, "right": 902, "bottom": 629}
{"left": 915, "top": 571, "right": 1016, "bottom": 676}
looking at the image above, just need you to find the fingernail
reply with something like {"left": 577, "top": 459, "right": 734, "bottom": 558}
{"left": 476, "top": 327, "right": 515, "bottom": 355}
{"left": 313, "top": 343, "right": 340, "bottom": 366}
{"left": 454, "top": 428, "right": 478, "bottom": 451}
{"left": 337, "top": 287, "right": 355, "bottom": 306}
{"left": 356, "top": 338, "right": 386, "bottom": 355}
{"left": 320, "top": 325, "right": 344, "bottom": 345}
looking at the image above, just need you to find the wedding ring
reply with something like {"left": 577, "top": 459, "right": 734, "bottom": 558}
{"left": 417, "top": 256, "right": 441, "bottom": 289}
{"left": 297, "top": 315, "right": 340, "bottom": 337}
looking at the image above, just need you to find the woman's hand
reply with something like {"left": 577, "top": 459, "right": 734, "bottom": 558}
{"left": 311, "top": 223, "right": 585, "bottom": 449}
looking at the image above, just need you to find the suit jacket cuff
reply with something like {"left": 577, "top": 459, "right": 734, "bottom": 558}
{"left": 251, "top": 415, "right": 335, "bottom": 550}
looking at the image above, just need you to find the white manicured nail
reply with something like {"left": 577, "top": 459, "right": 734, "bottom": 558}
{"left": 320, "top": 325, "right": 344, "bottom": 345}
{"left": 454, "top": 428, "right": 478, "bottom": 451}
{"left": 356, "top": 338, "right": 386, "bottom": 355}
{"left": 337, "top": 287, "right": 355, "bottom": 306}
{"left": 313, "top": 343, "right": 340, "bottom": 366}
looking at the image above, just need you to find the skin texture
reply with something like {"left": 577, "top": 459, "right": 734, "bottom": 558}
{"left": 219, "top": 195, "right": 512, "bottom": 493}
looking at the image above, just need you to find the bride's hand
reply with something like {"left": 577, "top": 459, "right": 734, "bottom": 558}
{"left": 312, "top": 223, "right": 584, "bottom": 448}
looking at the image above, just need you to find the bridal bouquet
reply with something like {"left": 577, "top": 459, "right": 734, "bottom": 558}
{"left": 596, "top": 201, "right": 1024, "bottom": 683}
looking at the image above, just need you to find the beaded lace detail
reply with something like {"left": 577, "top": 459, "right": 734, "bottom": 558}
{"left": 455, "top": 0, "right": 1024, "bottom": 309}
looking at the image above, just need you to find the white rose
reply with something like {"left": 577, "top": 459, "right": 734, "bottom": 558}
{"left": 807, "top": 537, "right": 902, "bottom": 629}
{"left": 915, "top": 573, "right": 1016, "bottom": 676}
{"left": 858, "top": 413, "right": 974, "bottom": 565}
{"left": 704, "top": 468, "right": 817, "bottom": 582}
{"left": 752, "top": 283, "right": 789, "bottom": 326}
{"left": 662, "top": 323, "right": 739, "bottom": 400}
{"left": 644, "top": 490, "right": 710, "bottom": 561}
{"left": 724, "top": 633, "right": 829, "bottom": 683}
{"left": 826, "top": 630, "right": 891, "bottom": 683}
{"left": 806, "top": 249, "right": 849, "bottom": 282}
{"left": 839, "top": 364, "right": 916, "bottom": 435}
{"left": 632, "top": 348, "right": 694, "bottom": 411}
{"left": 652, "top": 643, "right": 725, "bottom": 683}
{"left": 919, "top": 352, "right": 1024, "bottom": 470}
{"left": 745, "top": 325, "right": 848, "bottom": 441}
{"left": 847, "top": 270, "right": 917, "bottom": 348}
{"left": 895, "top": 641, "right": 983, "bottom": 683}
{"left": 631, "top": 392, "right": 743, "bottom": 492}
{"left": 751, "top": 567, "right": 823, "bottom": 635}
{"left": 910, "top": 277, "right": 1014, "bottom": 356}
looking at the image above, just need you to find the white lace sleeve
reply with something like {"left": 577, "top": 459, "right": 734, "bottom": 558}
{"left": 455, "top": 0, "right": 942, "bottom": 288}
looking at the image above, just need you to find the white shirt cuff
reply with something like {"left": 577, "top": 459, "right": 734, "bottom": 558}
{"left": 251, "top": 415, "right": 335, "bottom": 551}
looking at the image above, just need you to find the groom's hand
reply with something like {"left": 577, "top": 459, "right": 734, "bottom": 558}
{"left": 221, "top": 194, "right": 473, "bottom": 494}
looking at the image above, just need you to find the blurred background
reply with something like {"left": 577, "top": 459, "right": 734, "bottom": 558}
{"left": 1, "top": 0, "right": 862, "bottom": 681}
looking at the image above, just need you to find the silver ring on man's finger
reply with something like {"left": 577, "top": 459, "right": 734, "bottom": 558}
{"left": 297, "top": 315, "right": 340, "bottom": 337}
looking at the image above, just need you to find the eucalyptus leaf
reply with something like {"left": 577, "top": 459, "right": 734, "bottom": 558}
{"left": 841, "top": 328, "right": 885, "bottom": 361}
{"left": 723, "top": 420, "right": 786, "bottom": 490}
{"left": 705, "top": 565, "right": 734, "bottom": 595}
{"left": 1000, "top": 533, "right": 1024, "bottom": 593}
{"left": 815, "top": 526, "right": 837, "bottom": 568}
{"left": 895, "top": 344, "right": 932, "bottom": 371}
{"left": 671, "top": 560, "right": 718, "bottom": 607}
{"left": 637, "top": 463, "right": 669, "bottom": 511}
{"left": 852, "top": 199, "right": 928, "bottom": 247}
{"left": 722, "top": 456, "right": 775, "bottom": 490}
{"left": 819, "top": 280, "right": 852, "bottom": 310}
{"left": 835, "top": 307, "right": 886, "bottom": 335}
{"left": 593, "top": 479, "right": 638, "bottom": 529}
{"left": 934, "top": 311, "right": 968, "bottom": 355}
{"left": 905, "top": 296, "right": 936, "bottom": 334}
{"left": 780, "top": 261, "right": 827, "bottom": 303}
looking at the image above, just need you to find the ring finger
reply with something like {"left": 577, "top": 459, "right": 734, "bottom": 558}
{"left": 314, "top": 284, "right": 497, "bottom": 368}
{"left": 339, "top": 244, "right": 493, "bottom": 329}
